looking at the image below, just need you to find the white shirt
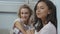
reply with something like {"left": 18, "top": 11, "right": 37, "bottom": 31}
{"left": 35, "top": 22, "right": 56, "bottom": 34}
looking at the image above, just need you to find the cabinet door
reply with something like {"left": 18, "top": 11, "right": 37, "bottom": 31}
{"left": 0, "top": 0, "right": 26, "bottom": 12}
{"left": 0, "top": 0, "right": 25, "bottom": 2}
{"left": 28, "top": 0, "right": 38, "bottom": 10}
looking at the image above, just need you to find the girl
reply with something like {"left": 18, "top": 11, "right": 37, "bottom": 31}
{"left": 13, "top": 4, "right": 34, "bottom": 34}
{"left": 34, "top": 0, "right": 57, "bottom": 34}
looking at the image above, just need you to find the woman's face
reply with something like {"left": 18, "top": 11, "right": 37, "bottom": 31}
{"left": 36, "top": 2, "right": 50, "bottom": 19}
{"left": 20, "top": 8, "right": 30, "bottom": 22}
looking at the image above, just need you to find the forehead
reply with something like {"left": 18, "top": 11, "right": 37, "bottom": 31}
{"left": 21, "top": 8, "right": 29, "bottom": 12}
{"left": 37, "top": 1, "right": 48, "bottom": 7}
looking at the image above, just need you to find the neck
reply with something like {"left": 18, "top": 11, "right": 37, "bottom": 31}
{"left": 41, "top": 17, "right": 47, "bottom": 26}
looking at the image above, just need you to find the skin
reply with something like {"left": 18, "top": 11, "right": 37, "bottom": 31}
{"left": 20, "top": 8, "right": 30, "bottom": 23}
{"left": 36, "top": 1, "right": 50, "bottom": 26}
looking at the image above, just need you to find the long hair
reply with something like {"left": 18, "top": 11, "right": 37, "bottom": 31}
{"left": 18, "top": 4, "right": 32, "bottom": 18}
{"left": 34, "top": 0, "right": 57, "bottom": 32}
{"left": 18, "top": 4, "right": 33, "bottom": 25}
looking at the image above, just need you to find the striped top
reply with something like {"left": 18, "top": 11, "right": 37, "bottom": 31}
{"left": 13, "top": 18, "right": 29, "bottom": 34}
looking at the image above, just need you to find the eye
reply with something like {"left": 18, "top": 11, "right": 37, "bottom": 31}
{"left": 21, "top": 12, "right": 24, "bottom": 14}
{"left": 41, "top": 7, "right": 44, "bottom": 9}
{"left": 36, "top": 6, "right": 44, "bottom": 10}
{"left": 25, "top": 12, "right": 29, "bottom": 14}
{"left": 40, "top": 7, "right": 44, "bottom": 9}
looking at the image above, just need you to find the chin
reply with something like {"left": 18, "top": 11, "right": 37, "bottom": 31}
{"left": 37, "top": 16, "right": 41, "bottom": 18}
{"left": 23, "top": 19, "right": 27, "bottom": 21}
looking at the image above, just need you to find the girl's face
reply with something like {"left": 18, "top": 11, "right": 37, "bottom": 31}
{"left": 36, "top": 2, "right": 50, "bottom": 19}
{"left": 20, "top": 8, "right": 30, "bottom": 22}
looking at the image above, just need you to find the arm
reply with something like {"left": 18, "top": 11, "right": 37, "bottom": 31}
{"left": 26, "top": 30, "right": 34, "bottom": 34}
{"left": 30, "top": 29, "right": 35, "bottom": 34}
{"left": 15, "top": 21, "right": 27, "bottom": 34}
{"left": 26, "top": 25, "right": 35, "bottom": 34}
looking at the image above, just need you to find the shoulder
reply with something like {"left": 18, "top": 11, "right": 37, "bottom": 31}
{"left": 14, "top": 18, "right": 21, "bottom": 22}
{"left": 39, "top": 22, "right": 56, "bottom": 34}
{"left": 14, "top": 18, "right": 23, "bottom": 23}
{"left": 43, "top": 22, "right": 56, "bottom": 30}
{"left": 13, "top": 18, "right": 23, "bottom": 27}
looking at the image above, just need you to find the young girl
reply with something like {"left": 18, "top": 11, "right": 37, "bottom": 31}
{"left": 13, "top": 4, "right": 34, "bottom": 34}
{"left": 34, "top": 0, "right": 57, "bottom": 34}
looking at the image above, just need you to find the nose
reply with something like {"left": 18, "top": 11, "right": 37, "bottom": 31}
{"left": 37, "top": 9, "right": 40, "bottom": 13}
{"left": 36, "top": 9, "right": 41, "bottom": 15}
{"left": 23, "top": 14, "right": 26, "bottom": 16}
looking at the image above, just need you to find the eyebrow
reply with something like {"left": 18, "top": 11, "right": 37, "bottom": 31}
{"left": 37, "top": 6, "right": 44, "bottom": 8}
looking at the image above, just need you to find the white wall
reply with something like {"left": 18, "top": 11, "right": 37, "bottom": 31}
{"left": 0, "top": 13, "right": 17, "bottom": 34}
{"left": 55, "top": 0, "right": 60, "bottom": 34}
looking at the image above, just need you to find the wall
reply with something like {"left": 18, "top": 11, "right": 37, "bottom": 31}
{"left": 56, "top": 0, "right": 60, "bottom": 34}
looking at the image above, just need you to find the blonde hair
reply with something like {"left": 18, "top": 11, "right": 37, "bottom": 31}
{"left": 18, "top": 4, "right": 32, "bottom": 18}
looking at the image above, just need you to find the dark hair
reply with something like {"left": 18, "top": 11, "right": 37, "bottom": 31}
{"left": 34, "top": 0, "right": 57, "bottom": 32}
{"left": 18, "top": 4, "right": 32, "bottom": 18}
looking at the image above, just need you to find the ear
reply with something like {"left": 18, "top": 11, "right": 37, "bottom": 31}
{"left": 48, "top": 10, "right": 51, "bottom": 14}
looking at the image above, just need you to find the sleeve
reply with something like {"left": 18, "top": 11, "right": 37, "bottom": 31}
{"left": 12, "top": 18, "right": 23, "bottom": 34}
{"left": 13, "top": 28, "right": 19, "bottom": 34}
{"left": 10, "top": 18, "right": 20, "bottom": 34}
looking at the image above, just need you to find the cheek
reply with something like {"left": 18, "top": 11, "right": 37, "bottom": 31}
{"left": 42, "top": 10, "right": 49, "bottom": 17}
{"left": 20, "top": 14, "right": 30, "bottom": 21}
{"left": 24, "top": 14, "right": 30, "bottom": 18}
{"left": 26, "top": 14, "right": 30, "bottom": 18}
{"left": 36, "top": 11, "right": 37, "bottom": 15}
{"left": 36, "top": 10, "right": 48, "bottom": 18}
{"left": 36, "top": 10, "right": 39, "bottom": 15}
{"left": 20, "top": 14, "right": 23, "bottom": 18}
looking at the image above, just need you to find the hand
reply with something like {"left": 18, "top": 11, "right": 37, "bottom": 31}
{"left": 26, "top": 30, "right": 31, "bottom": 34}
{"left": 30, "top": 29, "right": 34, "bottom": 34}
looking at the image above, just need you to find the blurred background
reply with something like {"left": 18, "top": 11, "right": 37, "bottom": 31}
{"left": 0, "top": 0, "right": 60, "bottom": 34}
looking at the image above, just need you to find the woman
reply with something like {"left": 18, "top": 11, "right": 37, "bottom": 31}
{"left": 34, "top": 0, "right": 57, "bottom": 34}
{"left": 13, "top": 4, "right": 34, "bottom": 34}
